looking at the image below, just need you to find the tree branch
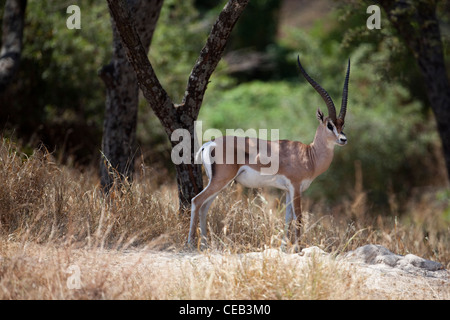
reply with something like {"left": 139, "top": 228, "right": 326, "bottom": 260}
{"left": 181, "top": 0, "right": 250, "bottom": 122}
{"left": 106, "top": 0, "right": 249, "bottom": 132}
{"left": 106, "top": 0, "right": 178, "bottom": 134}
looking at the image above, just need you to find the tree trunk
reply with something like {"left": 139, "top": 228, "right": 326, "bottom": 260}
{"left": 175, "top": 162, "right": 203, "bottom": 212}
{"left": 0, "top": 0, "right": 26, "bottom": 93}
{"left": 380, "top": 0, "right": 450, "bottom": 182}
{"left": 99, "top": 0, "right": 163, "bottom": 191}
{"left": 171, "top": 121, "right": 203, "bottom": 211}
{"left": 105, "top": 0, "right": 249, "bottom": 211}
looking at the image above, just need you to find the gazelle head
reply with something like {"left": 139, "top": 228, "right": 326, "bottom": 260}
{"left": 297, "top": 56, "right": 350, "bottom": 147}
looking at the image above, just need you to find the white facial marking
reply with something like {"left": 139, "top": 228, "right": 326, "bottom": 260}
{"left": 326, "top": 120, "right": 347, "bottom": 146}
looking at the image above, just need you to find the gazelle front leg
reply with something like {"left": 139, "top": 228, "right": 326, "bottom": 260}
{"left": 282, "top": 190, "right": 294, "bottom": 249}
{"left": 292, "top": 186, "right": 303, "bottom": 251}
{"left": 282, "top": 185, "right": 302, "bottom": 251}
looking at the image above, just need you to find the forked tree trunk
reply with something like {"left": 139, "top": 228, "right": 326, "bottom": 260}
{"left": 106, "top": 0, "right": 249, "bottom": 211}
{"left": 0, "top": 0, "right": 27, "bottom": 93}
{"left": 99, "top": 0, "right": 163, "bottom": 191}
{"left": 380, "top": 0, "right": 450, "bottom": 182}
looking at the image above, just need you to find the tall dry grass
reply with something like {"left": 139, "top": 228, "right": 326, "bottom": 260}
{"left": 0, "top": 138, "right": 449, "bottom": 299}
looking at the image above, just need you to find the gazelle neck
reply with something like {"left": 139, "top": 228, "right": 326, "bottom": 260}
{"left": 308, "top": 127, "right": 335, "bottom": 177}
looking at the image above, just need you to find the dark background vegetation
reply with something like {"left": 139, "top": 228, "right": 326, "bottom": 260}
{"left": 1, "top": 0, "right": 449, "bottom": 213}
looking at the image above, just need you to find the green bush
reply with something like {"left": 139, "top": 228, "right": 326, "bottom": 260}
{"left": 0, "top": 0, "right": 112, "bottom": 162}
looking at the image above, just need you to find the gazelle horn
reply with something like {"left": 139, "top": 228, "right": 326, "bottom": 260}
{"left": 339, "top": 59, "right": 350, "bottom": 121}
{"left": 297, "top": 55, "right": 336, "bottom": 122}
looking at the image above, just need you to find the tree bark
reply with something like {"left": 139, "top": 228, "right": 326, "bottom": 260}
{"left": 99, "top": 0, "right": 163, "bottom": 191}
{"left": 105, "top": 0, "right": 249, "bottom": 211}
{"left": 380, "top": 0, "right": 450, "bottom": 182}
{"left": 0, "top": 0, "right": 26, "bottom": 93}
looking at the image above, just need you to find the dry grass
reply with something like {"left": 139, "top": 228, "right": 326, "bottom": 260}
{"left": 0, "top": 138, "right": 449, "bottom": 299}
{"left": 0, "top": 242, "right": 369, "bottom": 299}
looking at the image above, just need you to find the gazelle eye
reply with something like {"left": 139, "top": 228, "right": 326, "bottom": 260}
{"left": 327, "top": 123, "right": 333, "bottom": 131}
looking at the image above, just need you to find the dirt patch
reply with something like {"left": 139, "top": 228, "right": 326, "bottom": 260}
{"left": 94, "top": 245, "right": 449, "bottom": 299}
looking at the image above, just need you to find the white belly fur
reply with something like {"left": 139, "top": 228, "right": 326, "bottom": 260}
{"left": 234, "top": 166, "right": 290, "bottom": 190}
{"left": 234, "top": 166, "right": 314, "bottom": 192}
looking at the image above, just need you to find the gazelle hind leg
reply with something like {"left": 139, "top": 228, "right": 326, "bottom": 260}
{"left": 188, "top": 140, "right": 217, "bottom": 247}
{"left": 188, "top": 199, "right": 200, "bottom": 246}
{"left": 188, "top": 171, "right": 236, "bottom": 249}
{"left": 188, "top": 190, "right": 211, "bottom": 247}
{"left": 198, "top": 194, "right": 218, "bottom": 249}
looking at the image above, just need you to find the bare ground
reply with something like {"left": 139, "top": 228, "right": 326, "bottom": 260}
{"left": 120, "top": 246, "right": 449, "bottom": 300}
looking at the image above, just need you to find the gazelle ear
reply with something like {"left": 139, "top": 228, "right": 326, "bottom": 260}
{"left": 316, "top": 108, "right": 324, "bottom": 122}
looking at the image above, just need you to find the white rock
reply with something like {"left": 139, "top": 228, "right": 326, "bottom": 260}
{"left": 344, "top": 244, "right": 444, "bottom": 273}
{"left": 299, "top": 246, "right": 327, "bottom": 257}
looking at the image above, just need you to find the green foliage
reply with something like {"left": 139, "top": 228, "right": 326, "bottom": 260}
{"left": 149, "top": 0, "right": 207, "bottom": 103}
{"left": 15, "top": 0, "right": 111, "bottom": 119}
{"left": 0, "top": 0, "right": 112, "bottom": 162}
{"left": 332, "top": 0, "right": 450, "bottom": 110}
{"left": 326, "top": 48, "right": 438, "bottom": 202}
{"left": 228, "top": 0, "right": 281, "bottom": 51}
{"left": 200, "top": 80, "right": 317, "bottom": 141}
